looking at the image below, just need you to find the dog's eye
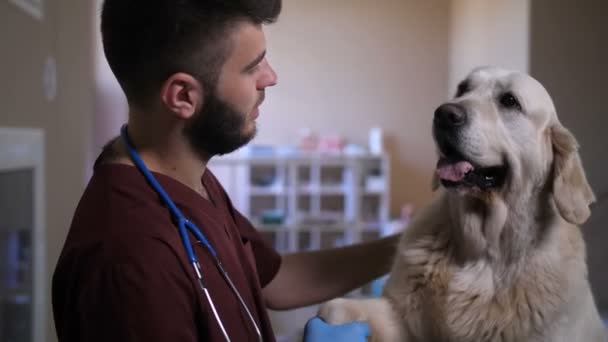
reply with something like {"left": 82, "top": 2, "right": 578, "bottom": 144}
{"left": 499, "top": 92, "right": 522, "bottom": 111}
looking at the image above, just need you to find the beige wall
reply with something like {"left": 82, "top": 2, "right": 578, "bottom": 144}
{"left": 529, "top": 0, "right": 608, "bottom": 315}
{"left": 261, "top": 0, "right": 451, "bottom": 213}
{"left": 0, "top": 1, "right": 94, "bottom": 341}
{"left": 449, "top": 0, "right": 530, "bottom": 92}
{"left": 90, "top": 0, "right": 128, "bottom": 181}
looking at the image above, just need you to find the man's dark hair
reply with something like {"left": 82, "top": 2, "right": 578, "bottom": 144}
{"left": 101, "top": 0, "right": 281, "bottom": 108}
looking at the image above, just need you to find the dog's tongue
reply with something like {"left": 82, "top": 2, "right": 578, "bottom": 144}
{"left": 436, "top": 159, "right": 474, "bottom": 182}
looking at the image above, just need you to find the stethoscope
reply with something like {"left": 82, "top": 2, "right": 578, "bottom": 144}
{"left": 120, "top": 125, "right": 263, "bottom": 342}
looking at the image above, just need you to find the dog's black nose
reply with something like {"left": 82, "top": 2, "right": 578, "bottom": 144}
{"left": 434, "top": 103, "right": 467, "bottom": 128}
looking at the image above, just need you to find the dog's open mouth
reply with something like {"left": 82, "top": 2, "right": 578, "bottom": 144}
{"left": 436, "top": 157, "right": 507, "bottom": 190}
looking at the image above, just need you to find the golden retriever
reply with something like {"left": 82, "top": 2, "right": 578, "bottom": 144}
{"left": 318, "top": 67, "right": 607, "bottom": 341}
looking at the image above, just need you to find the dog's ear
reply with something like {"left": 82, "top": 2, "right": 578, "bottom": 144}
{"left": 551, "top": 124, "right": 595, "bottom": 225}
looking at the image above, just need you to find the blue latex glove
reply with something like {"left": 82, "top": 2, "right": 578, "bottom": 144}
{"left": 303, "top": 316, "right": 370, "bottom": 342}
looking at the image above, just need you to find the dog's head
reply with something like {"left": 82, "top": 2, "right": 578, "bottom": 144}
{"left": 432, "top": 66, "right": 595, "bottom": 225}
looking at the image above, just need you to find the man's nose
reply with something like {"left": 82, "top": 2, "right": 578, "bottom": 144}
{"left": 258, "top": 60, "right": 277, "bottom": 89}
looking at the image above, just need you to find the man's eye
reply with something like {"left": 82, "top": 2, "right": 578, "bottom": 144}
{"left": 499, "top": 92, "right": 522, "bottom": 111}
{"left": 455, "top": 81, "right": 469, "bottom": 97}
{"left": 245, "top": 63, "right": 261, "bottom": 75}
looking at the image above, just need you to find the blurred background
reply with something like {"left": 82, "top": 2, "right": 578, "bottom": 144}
{"left": 0, "top": 0, "right": 606, "bottom": 341}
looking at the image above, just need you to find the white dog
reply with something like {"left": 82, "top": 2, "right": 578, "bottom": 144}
{"left": 318, "top": 67, "right": 607, "bottom": 342}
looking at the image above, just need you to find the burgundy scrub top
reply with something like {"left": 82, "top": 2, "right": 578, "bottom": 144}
{"left": 52, "top": 163, "right": 281, "bottom": 341}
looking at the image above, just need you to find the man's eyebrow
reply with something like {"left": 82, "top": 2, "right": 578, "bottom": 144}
{"left": 455, "top": 80, "right": 470, "bottom": 97}
{"left": 242, "top": 50, "right": 266, "bottom": 72}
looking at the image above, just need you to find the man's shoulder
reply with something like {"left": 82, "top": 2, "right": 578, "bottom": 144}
{"left": 75, "top": 167, "right": 169, "bottom": 226}
{"left": 64, "top": 165, "right": 178, "bottom": 255}
{"left": 58, "top": 201, "right": 180, "bottom": 274}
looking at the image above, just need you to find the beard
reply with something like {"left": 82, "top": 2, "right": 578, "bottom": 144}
{"left": 183, "top": 91, "right": 258, "bottom": 158}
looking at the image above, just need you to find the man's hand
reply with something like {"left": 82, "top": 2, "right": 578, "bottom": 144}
{"left": 303, "top": 316, "right": 369, "bottom": 342}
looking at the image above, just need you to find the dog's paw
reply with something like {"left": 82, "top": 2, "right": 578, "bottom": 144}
{"left": 318, "top": 298, "right": 368, "bottom": 325}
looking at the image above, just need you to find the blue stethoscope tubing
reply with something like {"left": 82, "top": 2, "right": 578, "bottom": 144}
{"left": 120, "top": 125, "right": 262, "bottom": 342}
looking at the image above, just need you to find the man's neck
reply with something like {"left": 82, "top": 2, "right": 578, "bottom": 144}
{"left": 108, "top": 119, "right": 211, "bottom": 198}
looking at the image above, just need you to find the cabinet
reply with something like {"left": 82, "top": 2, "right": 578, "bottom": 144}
{"left": 0, "top": 128, "right": 45, "bottom": 342}
{"left": 209, "top": 148, "right": 390, "bottom": 253}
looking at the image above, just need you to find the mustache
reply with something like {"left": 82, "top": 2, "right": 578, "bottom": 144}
{"left": 256, "top": 92, "right": 265, "bottom": 106}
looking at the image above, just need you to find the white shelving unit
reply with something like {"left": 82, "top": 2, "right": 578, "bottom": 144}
{"left": 209, "top": 149, "right": 390, "bottom": 253}
{"left": 210, "top": 148, "right": 394, "bottom": 342}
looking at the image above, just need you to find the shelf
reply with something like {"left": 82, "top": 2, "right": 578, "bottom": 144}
{"left": 362, "top": 188, "right": 385, "bottom": 195}
{"left": 253, "top": 223, "right": 292, "bottom": 231}
{"left": 0, "top": 288, "right": 32, "bottom": 300}
{"left": 319, "top": 184, "right": 347, "bottom": 194}
{"left": 298, "top": 211, "right": 345, "bottom": 224}
{"left": 297, "top": 184, "right": 346, "bottom": 195}
{"left": 296, "top": 184, "right": 315, "bottom": 194}
{"left": 249, "top": 185, "right": 286, "bottom": 196}
{"left": 361, "top": 222, "right": 384, "bottom": 231}
{"left": 0, "top": 225, "right": 32, "bottom": 232}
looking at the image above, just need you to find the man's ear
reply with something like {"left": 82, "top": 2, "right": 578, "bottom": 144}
{"left": 160, "top": 73, "right": 203, "bottom": 119}
{"left": 431, "top": 173, "right": 440, "bottom": 191}
{"left": 551, "top": 124, "right": 596, "bottom": 225}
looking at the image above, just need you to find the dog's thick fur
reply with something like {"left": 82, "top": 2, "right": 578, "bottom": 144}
{"left": 318, "top": 67, "right": 607, "bottom": 341}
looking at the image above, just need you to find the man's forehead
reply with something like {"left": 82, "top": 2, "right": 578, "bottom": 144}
{"left": 219, "top": 21, "right": 266, "bottom": 70}
{"left": 231, "top": 21, "right": 265, "bottom": 46}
